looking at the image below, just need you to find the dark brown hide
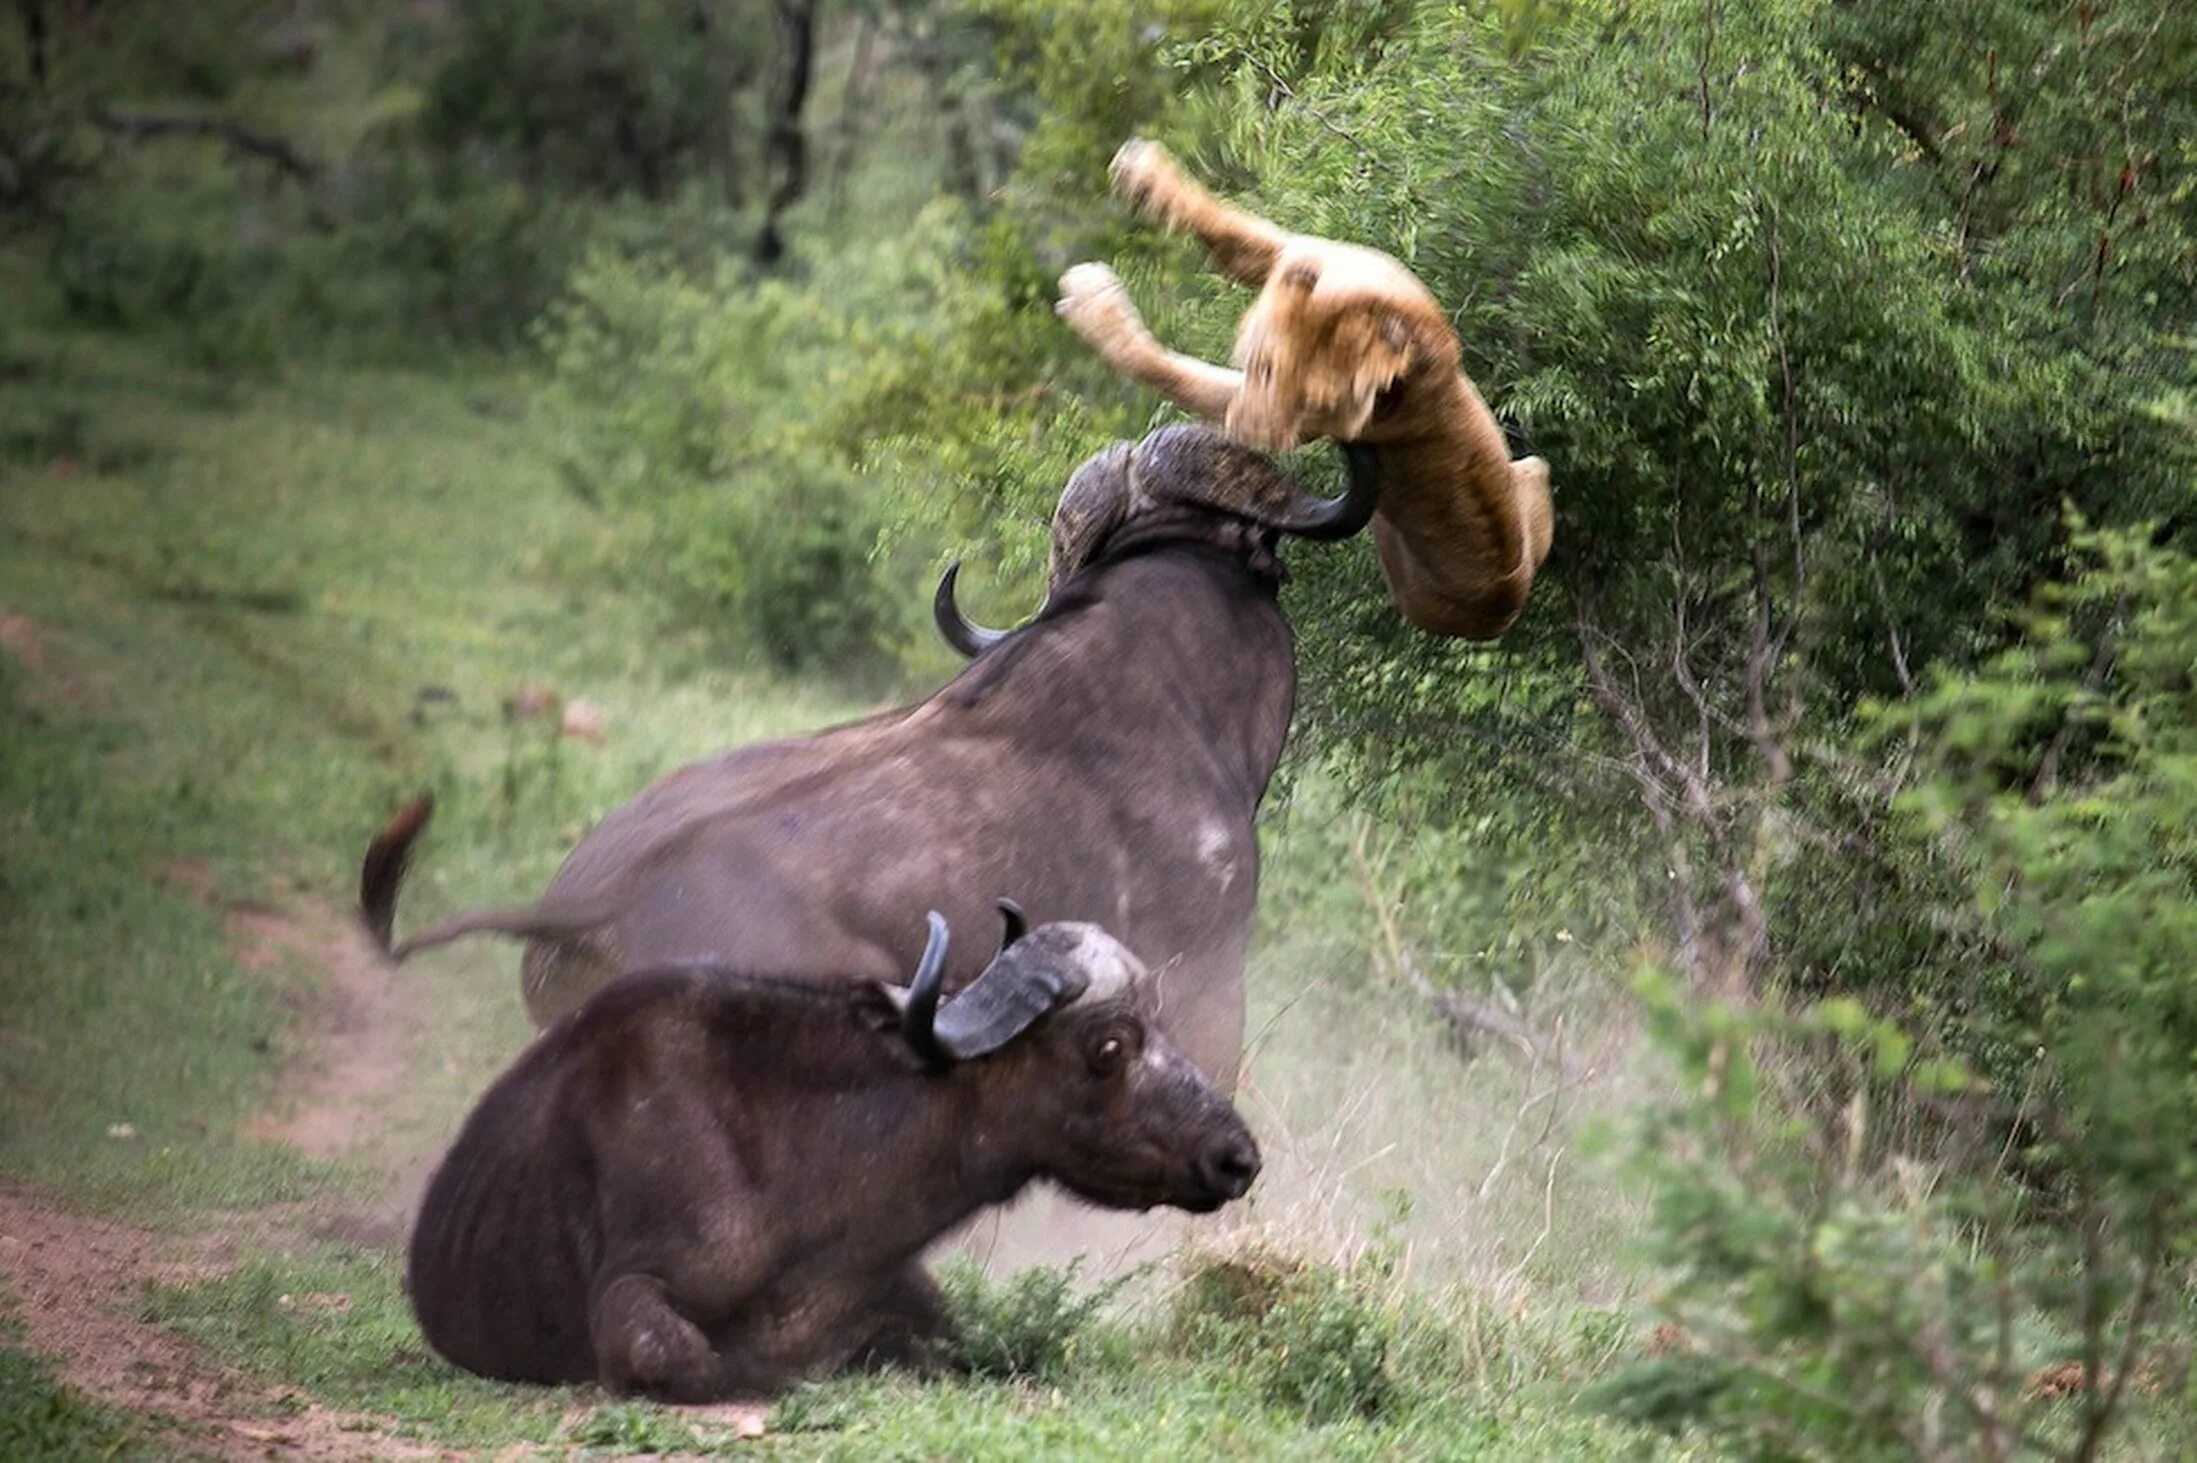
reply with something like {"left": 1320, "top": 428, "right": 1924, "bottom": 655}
{"left": 406, "top": 929, "right": 1257, "bottom": 1399}
{"left": 365, "top": 429, "right": 1335, "bottom": 1086}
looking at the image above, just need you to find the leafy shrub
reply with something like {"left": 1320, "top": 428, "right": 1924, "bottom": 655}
{"left": 536, "top": 242, "right": 943, "bottom": 682}
{"left": 333, "top": 156, "right": 603, "bottom": 349}
{"left": 41, "top": 141, "right": 604, "bottom": 360}
{"left": 850, "top": 0, "right": 2197, "bottom": 1071}
{"left": 1258, "top": 1270, "right": 1399, "bottom": 1423}
{"left": 1171, "top": 1248, "right": 1450, "bottom": 1425}
{"left": 1612, "top": 522, "right": 2197, "bottom": 1459}
{"left": 0, "top": 82, "right": 97, "bottom": 222}
{"left": 46, "top": 179, "right": 286, "bottom": 367}
{"left": 939, "top": 1259, "right": 1129, "bottom": 1382}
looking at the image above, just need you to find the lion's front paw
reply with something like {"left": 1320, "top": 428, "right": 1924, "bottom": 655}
{"left": 1109, "top": 138, "right": 1188, "bottom": 220}
{"left": 1057, "top": 262, "right": 1154, "bottom": 365}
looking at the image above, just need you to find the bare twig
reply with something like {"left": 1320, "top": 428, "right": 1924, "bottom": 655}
{"left": 1247, "top": 56, "right": 1380, "bottom": 168}
{"left": 1478, "top": 1074, "right": 1579, "bottom": 1202}
{"left": 1578, "top": 609, "right": 1725, "bottom": 986}
{"left": 1495, "top": 1147, "right": 1566, "bottom": 1293}
{"left": 2073, "top": 1233, "right": 2163, "bottom": 1462}
{"left": 1409, "top": 960, "right": 1590, "bottom": 1083}
{"left": 1346, "top": 815, "right": 1590, "bottom": 1081}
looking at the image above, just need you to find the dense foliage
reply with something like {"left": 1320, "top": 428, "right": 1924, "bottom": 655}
{"left": 849, "top": 0, "right": 2197, "bottom": 1024}
{"left": 1606, "top": 518, "right": 2197, "bottom": 1457}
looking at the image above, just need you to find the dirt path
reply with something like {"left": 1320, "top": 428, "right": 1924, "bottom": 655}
{"left": 0, "top": 608, "right": 49, "bottom": 672}
{"left": 2, "top": 597, "right": 478, "bottom": 1453}
{"left": 0, "top": 872, "right": 445, "bottom": 1456}
{"left": 150, "top": 859, "right": 417, "bottom": 1165}
{"left": 0, "top": 1190, "right": 444, "bottom": 1460}
{"left": 225, "top": 889, "right": 414, "bottom": 1164}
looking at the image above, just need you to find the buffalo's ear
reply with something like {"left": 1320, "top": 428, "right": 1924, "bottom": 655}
{"left": 851, "top": 981, "right": 907, "bottom": 1034}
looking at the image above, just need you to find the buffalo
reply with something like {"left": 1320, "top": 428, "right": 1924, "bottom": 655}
{"left": 364, "top": 423, "right": 1376, "bottom": 1085}
{"left": 406, "top": 907, "right": 1259, "bottom": 1399}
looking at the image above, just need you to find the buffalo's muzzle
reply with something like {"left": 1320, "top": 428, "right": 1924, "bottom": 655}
{"left": 1192, "top": 1131, "right": 1262, "bottom": 1207}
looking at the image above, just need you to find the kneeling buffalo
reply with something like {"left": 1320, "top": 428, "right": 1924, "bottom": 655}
{"left": 406, "top": 907, "right": 1259, "bottom": 1400}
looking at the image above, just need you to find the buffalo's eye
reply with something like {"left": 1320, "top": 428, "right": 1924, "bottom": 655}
{"left": 1087, "top": 1026, "right": 1138, "bottom": 1078}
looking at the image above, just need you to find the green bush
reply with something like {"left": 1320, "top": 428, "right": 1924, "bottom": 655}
{"left": 423, "top": 0, "right": 767, "bottom": 201}
{"left": 536, "top": 240, "right": 946, "bottom": 682}
{"left": 843, "top": 0, "right": 2197, "bottom": 1072}
{"left": 46, "top": 178, "right": 285, "bottom": 367}
{"left": 1257, "top": 1273, "right": 1399, "bottom": 1423}
{"left": 40, "top": 142, "right": 603, "bottom": 361}
{"left": 1170, "top": 1249, "right": 1458, "bottom": 1426}
{"left": 939, "top": 1260, "right": 1129, "bottom": 1382}
{"left": 1613, "top": 521, "right": 2197, "bottom": 1458}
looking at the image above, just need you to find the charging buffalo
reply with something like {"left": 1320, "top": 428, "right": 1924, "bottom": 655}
{"left": 363, "top": 424, "right": 1376, "bottom": 1084}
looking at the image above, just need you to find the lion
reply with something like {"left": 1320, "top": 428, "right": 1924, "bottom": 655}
{"left": 1056, "top": 139, "right": 1553, "bottom": 640}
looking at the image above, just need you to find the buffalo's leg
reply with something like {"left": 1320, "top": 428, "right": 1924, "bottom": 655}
{"left": 520, "top": 929, "right": 623, "bottom": 1029}
{"left": 594, "top": 1271, "right": 803, "bottom": 1402}
{"left": 592, "top": 1272, "right": 722, "bottom": 1401}
{"left": 1057, "top": 263, "right": 1244, "bottom": 423}
{"left": 589, "top": 1122, "right": 782, "bottom": 1401}
{"left": 847, "top": 1263, "right": 952, "bottom": 1374}
{"left": 1110, "top": 139, "right": 1286, "bottom": 286}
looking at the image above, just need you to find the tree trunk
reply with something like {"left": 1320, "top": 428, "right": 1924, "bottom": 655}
{"left": 753, "top": 0, "right": 818, "bottom": 265}
{"left": 20, "top": 0, "right": 48, "bottom": 86}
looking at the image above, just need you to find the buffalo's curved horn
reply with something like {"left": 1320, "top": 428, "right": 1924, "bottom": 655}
{"left": 995, "top": 897, "right": 1027, "bottom": 950}
{"left": 1314, "top": 442, "right": 1386, "bottom": 541}
{"left": 1235, "top": 439, "right": 1384, "bottom": 540}
{"left": 899, "top": 911, "right": 953, "bottom": 1065}
{"left": 932, "top": 562, "right": 1018, "bottom": 659}
{"left": 930, "top": 942, "right": 1092, "bottom": 1062}
{"left": 1135, "top": 424, "right": 1381, "bottom": 542}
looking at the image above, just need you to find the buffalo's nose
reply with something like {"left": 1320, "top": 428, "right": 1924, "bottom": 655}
{"left": 1198, "top": 1133, "right": 1262, "bottom": 1199}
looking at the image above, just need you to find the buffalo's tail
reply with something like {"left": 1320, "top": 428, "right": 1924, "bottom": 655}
{"left": 360, "top": 794, "right": 616, "bottom": 963}
{"left": 361, "top": 793, "right": 435, "bottom": 953}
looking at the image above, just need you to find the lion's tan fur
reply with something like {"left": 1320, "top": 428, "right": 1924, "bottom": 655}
{"left": 1057, "top": 140, "right": 1552, "bottom": 640}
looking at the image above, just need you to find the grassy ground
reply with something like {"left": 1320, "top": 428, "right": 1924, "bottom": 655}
{"left": 0, "top": 1341, "right": 168, "bottom": 1461}
{"left": 0, "top": 309, "right": 1684, "bottom": 1455}
{"left": 0, "top": 321, "right": 854, "bottom": 1203}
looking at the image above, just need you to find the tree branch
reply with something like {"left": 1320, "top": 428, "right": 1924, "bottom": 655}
{"left": 1346, "top": 814, "right": 1592, "bottom": 1082}
{"left": 89, "top": 106, "right": 320, "bottom": 182}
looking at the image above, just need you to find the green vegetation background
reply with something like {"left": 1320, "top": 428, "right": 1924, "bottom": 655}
{"left": 3, "top": 0, "right": 2194, "bottom": 1456}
